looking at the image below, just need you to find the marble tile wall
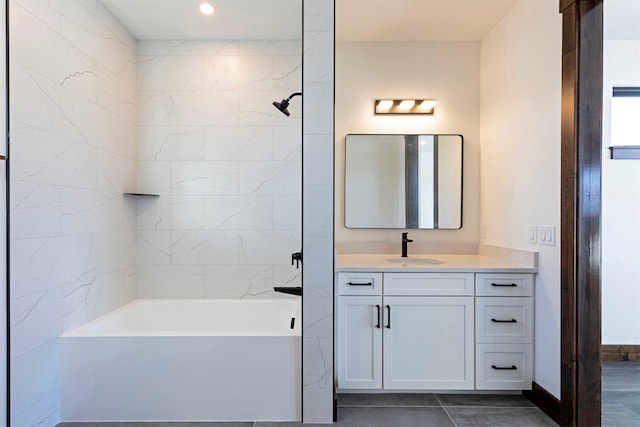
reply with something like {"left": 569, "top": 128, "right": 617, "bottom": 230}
{"left": 302, "top": 0, "right": 335, "bottom": 422}
{"left": 135, "top": 40, "right": 302, "bottom": 299}
{"left": 9, "top": 0, "right": 137, "bottom": 425}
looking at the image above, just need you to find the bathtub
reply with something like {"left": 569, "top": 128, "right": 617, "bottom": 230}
{"left": 60, "top": 299, "right": 301, "bottom": 422}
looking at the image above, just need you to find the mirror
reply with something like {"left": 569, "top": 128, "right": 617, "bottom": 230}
{"left": 345, "top": 134, "right": 463, "bottom": 229}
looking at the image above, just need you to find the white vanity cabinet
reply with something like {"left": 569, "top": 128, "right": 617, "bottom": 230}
{"left": 336, "top": 268, "right": 535, "bottom": 392}
{"left": 475, "top": 273, "right": 534, "bottom": 390}
{"left": 336, "top": 272, "right": 475, "bottom": 390}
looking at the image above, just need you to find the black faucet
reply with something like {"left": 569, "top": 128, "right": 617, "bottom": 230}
{"left": 401, "top": 232, "right": 413, "bottom": 258}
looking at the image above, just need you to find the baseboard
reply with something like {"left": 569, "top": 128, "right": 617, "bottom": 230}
{"left": 523, "top": 382, "right": 561, "bottom": 425}
{"left": 602, "top": 344, "right": 640, "bottom": 361}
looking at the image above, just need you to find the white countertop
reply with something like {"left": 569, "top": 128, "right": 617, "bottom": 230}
{"left": 336, "top": 253, "right": 537, "bottom": 273}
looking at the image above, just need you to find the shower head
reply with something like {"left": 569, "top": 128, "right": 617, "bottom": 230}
{"left": 273, "top": 99, "right": 291, "bottom": 116}
{"left": 273, "top": 92, "right": 302, "bottom": 117}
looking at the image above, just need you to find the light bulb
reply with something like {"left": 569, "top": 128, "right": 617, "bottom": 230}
{"left": 419, "top": 100, "right": 437, "bottom": 111}
{"left": 398, "top": 100, "right": 415, "bottom": 110}
{"left": 376, "top": 100, "right": 393, "bottom": 111}
{"left": 200, "top": 2, "right": 215, "bottom": 15}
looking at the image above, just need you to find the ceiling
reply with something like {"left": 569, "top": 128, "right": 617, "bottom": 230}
{"left": 101, "top": 0, "right": 518, "bottom": 42}
{"left": 101, "top": 0, "right": 302, "bottom": 40}
{"left": 336, "top": 0, "right": 518, "bottom": 42}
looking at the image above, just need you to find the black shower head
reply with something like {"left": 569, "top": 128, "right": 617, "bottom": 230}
{"left": 273, "top": 92, "right": 301, "bottom": 117}
{"left": 273, "top": 98, "right": 291, "bottom": 116}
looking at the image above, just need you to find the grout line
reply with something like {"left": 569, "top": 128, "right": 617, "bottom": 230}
{"left": 439, "top": 405, "right": 539, "bottom": 409}
{"left": 337, "top": 404, "right": 442, "bottom": 408}
{"left": 435, "top": 395, "right": 458, "bottom": 427}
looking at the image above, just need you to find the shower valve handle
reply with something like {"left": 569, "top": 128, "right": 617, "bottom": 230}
{"left": 291, "top": 251, "right": 302, "bottom": 269}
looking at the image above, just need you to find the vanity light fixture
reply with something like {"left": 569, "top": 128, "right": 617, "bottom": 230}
{"left": 397, "top": 100, "right": 415, "bottom": 110}
{"left": 199, "top": 2, "right": 215, "bottom": 15}
{"left": 374, "top": 99, "right": 437, "bottom": 114}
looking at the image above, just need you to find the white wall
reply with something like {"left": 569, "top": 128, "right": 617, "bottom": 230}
{"left": 135, "top": 40, "right": 301, "bottom": 299}
{"left": 480, "top": 0, "right": 561, "bottom": 398}
{"left": 602, "top": 39, "right": 640, "bottom": 344}
{"left": 335, "top": 42, "right": 480, "bottom": 248}
{"left": 9, "top": 0, "right": 137, "bottom": 424}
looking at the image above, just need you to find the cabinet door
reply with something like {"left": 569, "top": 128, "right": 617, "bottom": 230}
{"left": 337, "top": 296, "right": 383, "bottom": 389}
{"left": 383, "top": 296, "right": 474, "bottom": 390}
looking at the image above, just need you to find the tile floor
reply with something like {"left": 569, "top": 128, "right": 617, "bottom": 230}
{"left": 602, "top": 361, "right": 640, "bottom": 426}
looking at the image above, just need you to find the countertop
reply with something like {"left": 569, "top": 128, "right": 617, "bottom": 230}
{"left": 336, "top": 253, "right": 537, "bottom": 273}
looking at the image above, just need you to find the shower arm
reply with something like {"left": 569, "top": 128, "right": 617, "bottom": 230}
{"left": 286, "top": 92, "right": 302, "bottom": 101}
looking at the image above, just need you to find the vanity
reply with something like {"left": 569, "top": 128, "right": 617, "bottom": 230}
{"left": 335, "top": 253, "right": 535, "bottom": 393}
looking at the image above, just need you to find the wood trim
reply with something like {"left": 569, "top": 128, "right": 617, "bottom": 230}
{"left": 602, "top": 345, "right": 640, "bottom": 362}
{"left": 523, "top": 382, "right": 561, "bottom": 425}
{"left": 559, "top": 0, "right": 603, "bottom": 426}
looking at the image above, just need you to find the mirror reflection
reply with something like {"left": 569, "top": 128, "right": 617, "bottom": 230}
{"left": 345, "top": 134, "right": 463, "bottom": 229}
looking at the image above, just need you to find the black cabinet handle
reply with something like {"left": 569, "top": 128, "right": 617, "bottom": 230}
{"left": 386, "top": 305, "right": 391, "bottom": 329}
{"left": 375, "top": 305, "right": 381, "bottom": 328}
{"left": 348, "top": 282, "right": 373, "bottom": 286}
{"left": 491, "top": 318, "right": 517, "bottom": 323}
{"left": 491, "top": 283, "right": 518, "bottom": 287}
{"left": 491, "top": 365, "right": 518, "bottom": 370}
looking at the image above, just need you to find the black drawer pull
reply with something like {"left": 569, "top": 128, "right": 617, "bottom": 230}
{"left": 348, "top": 282, "right": 373, "bottom": 286}
{"left": 492, "top": 365, "right": 518, "bottom": 370}
{"left": 491, "top": 318, "right": 517, "bottom": 323}
{"left": 386, "top": 305, "right": 391, "bottom": 329}
{"left": 375, "top": 305, "right": 381, "bottom": 329}
{"left": 491, "top": 283, "right": 518, "bottom": 287}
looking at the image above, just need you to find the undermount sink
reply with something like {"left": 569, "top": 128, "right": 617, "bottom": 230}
{"left": 386, "top": 257, "right": 443, "bottom": 265}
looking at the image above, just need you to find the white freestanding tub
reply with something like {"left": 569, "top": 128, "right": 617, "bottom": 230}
{"left": 60, "top": 299, "right": 301, "bottom": 422}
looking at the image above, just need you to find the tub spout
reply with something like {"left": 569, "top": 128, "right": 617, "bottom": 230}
{"left": 274, "top": 286, "right": 302, "bottom": 296}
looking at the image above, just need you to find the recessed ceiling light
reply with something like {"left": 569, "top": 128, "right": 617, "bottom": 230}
{"left": 199, "top": 2, "right": 215, "bottom": 15}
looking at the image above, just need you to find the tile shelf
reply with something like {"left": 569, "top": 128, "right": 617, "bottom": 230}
{"left": 123, "top": 192, "right": 160, "bottom": 197}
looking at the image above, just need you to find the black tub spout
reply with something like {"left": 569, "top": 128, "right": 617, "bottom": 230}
{"left": 274, "top": 286, "right": 302, "bottom": 296}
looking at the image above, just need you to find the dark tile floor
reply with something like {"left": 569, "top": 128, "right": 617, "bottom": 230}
{"left": 602, "top": 361, "right": 640, "bottom": 426}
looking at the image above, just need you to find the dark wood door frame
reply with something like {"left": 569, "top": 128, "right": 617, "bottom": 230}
{"left": 559, "top": 0, "right": 603, "bottom": 425}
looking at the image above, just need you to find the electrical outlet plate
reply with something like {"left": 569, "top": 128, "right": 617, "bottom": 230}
{"left": 539, "top": 226, "right": 556, "bottom": 246}
{"left": 480, "top": 223, "right": 487, "bottom": 239}
{"left": 527, "top": 225, "right": 537, "bottom": 244}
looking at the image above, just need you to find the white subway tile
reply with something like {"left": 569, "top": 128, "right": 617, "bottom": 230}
{"left": 138, "top": 265, "right": 205, "bottom": 299}
{"left": 10, "top": 289, "right": 61, "bottom": 358}
{"left": 239, "top": 230, "right": 300, "bottom": 265}
{"left": 138, "top": 126, "right": 205, "bottom": 161}
{"left": 137, "top": 230, "right": 171, "bottom": 265}
{"left": 205, "top": 195, "right": 273, "bottom": 230}
{"left": 171, "top": 230, "right": 240, "bottom": 265}
{"left": 171, "top": 161, "right": 239, "bottom": 195}
{"left": 10, "top": 181, "right": 63, "bottom": 239}
{"left": 239, "top": 161, "right": 301, "bottom": 195}
{"left": 204, "top": 265, "right": 272, "bottom": 299}
{"left": 205, "top": 126, "right": 273, "bottom": 161}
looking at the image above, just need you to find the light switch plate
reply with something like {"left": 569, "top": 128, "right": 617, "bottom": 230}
{"left": 539, "top": 226, "right": 556, "bottom": 246}
{"left": 527, "top": 225, "right": 537, "bottom": 244}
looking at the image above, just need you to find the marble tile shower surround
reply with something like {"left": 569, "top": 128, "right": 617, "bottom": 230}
{"left": 135, "top": 39, "right": 302, "bottom": 299}
{"left": 9, "top": 0, "right": 137, "bottom": 425}
{"left": 302, "top": 0, "right": 335, "bottom": 422}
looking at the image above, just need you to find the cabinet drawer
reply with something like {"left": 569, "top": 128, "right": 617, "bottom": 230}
{"left": 476, "top": 297, "right": 533, "bottom": 344}
{"left": 476, "top": 343, "right": 532, "bottom": 390}
{"left": 337, "top": 272, "right": 383, "bottom": 295}
{"left": 384, "top": 273, "right": 474, "bottom": 296}
{"left": 475, "top": 274, "right": 533, "bottom": 297}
